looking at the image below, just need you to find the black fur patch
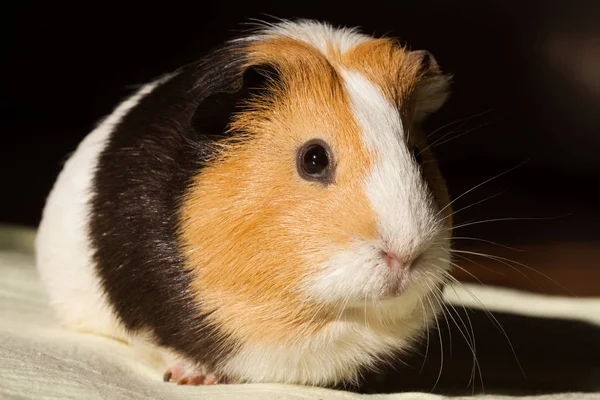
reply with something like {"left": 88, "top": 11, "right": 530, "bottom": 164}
{"left": 88, "top": 41, "right": 277, "bottom": 372}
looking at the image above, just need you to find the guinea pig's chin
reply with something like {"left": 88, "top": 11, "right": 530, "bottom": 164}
{"left": 379, "top": 267, "right": 414, "bottom": 298}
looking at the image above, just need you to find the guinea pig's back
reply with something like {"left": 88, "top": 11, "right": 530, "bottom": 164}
{"left": 35, "top": 80, "right": 166, "bottom": 340}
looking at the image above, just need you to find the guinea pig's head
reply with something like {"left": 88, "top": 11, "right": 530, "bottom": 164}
{"left": 180, "top": 20, "right": 453, "bottom": 344}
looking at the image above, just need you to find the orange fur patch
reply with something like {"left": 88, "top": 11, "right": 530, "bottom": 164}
{"left": 342, "top": 39, "right": 421, "bottom": 110}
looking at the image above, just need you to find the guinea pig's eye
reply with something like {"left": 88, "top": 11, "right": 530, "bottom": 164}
{"left": 297, "top": 139, "right": 333, "bottom": 183}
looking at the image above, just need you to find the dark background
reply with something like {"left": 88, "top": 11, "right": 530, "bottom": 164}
{"left": 2, "top": 2, "right": 600, "bottom": 394}
{"left": 2, "top": 1, "right": 600, "bottom": 245}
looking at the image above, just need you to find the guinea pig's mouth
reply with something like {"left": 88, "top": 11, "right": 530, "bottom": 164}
{"left": 338, "top": 249, "right": 449, "bottom": 324}
{"left": 377, "top": 246, "right": 448, "bottom": 300}
{"left": 308, "top": 239, "right": 450, "bottom": 306}
{"left": 379, "top": 255, "right": 420, "bottom": 298}
{"left": 381, "top": 270, "right": 413, "bottom": 298}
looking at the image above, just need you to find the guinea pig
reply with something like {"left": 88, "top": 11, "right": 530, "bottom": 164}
{"left": 35, "top": 19, "right": 453, "bottom": 387}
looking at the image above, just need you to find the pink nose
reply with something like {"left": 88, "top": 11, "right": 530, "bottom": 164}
{"left": 381, "top": 251, "right": 413, "bottom": 270}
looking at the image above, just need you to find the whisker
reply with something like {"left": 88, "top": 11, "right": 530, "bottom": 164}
{"left": 449, "top": 249, "right": 544, "bottom": 292}
{"left": 451, "top": 249, "right": 575, "bottom": 296}
{"left": 444, "top": 258, "right": 488, "bottom": 285}
{"left": 427, "top": 282, "right": 455, "bottom": 354}
{"left": 438, "top": 290, "right": 481, "bottom": 392}
{"left": 373, "top": 296, "right": 385, "bottom": 327}
{"left": 420, "top": 109, "right": 495, "bottom": 153}
{"left": 437, "top": 278, "right": 483, "bottom": 393}
{"left": 438, "top": 161, "right": 528, "bottom": 219}
{"left": 444, "top": 273, "right": 526, "bottom": 379}
{"left": 425, "top": 281, "right": 453, "bottom": 356}
{"left": 442, "top": 191, "right": 506, "bottom": 222}
{"left": 451, "top": 236, "right": 524, "bottom": 252}
{"left": 452, "top": 254, "right": 506, "bottom": 277}
{"left": 426, "top": 114, "right": 475, "bottom": 139}
{"left": 424, "top": 291, "right": 444, "bottom": 392}
{"left": 331, "top": 294, "right": 354, "bottom": 347}
{"left": 364, "top": 294, "right": 369, "bottom": 330}
{"left": 425, "top": 109, "right": 494, "bottom": 140}
{"left": 451, "top": 214, "right": 571, "bottom": 231}
{"left": 432, "top": 120, "right": 495, "bottom": 149}
{"left": 418, "top": 297, "right": 431, "bottom": 374}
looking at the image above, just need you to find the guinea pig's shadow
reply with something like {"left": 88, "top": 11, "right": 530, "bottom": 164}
{"left": 342, "top": 307, "right": 600, "bottom": 396}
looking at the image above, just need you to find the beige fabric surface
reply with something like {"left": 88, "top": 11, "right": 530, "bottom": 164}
{"left": 0, "top": 224, "right": 597, "bottom": 400}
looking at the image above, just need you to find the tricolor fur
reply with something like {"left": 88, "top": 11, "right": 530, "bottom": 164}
{"left": 35, "top": 19, "right": 453, "bottom": 386}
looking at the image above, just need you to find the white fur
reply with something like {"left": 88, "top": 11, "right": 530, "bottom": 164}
{"left": 35, "top": 76, "right": 173, "bottom": 340}
{"left": 344, "top": 68, "right": 443, "bottom": 253}
{"left": 246, "top": 19, "right": 370, "bottom": 57}
{"left": 223, "top": 297, "right": 433, "bottom": 385}
{"left": 309, "top": 241, "right": 393, "bottom": 301}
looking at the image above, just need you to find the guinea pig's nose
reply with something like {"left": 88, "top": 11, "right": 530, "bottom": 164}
{"left": 381, "top": 251, "right": 415, "bottom": 270}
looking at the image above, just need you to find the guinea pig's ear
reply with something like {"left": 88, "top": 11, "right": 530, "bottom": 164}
{"left": 409, "top": 50, "right": 452, "bottom": 122}
{"left": 190, "top": 63, "right": 279, "bottom": 139}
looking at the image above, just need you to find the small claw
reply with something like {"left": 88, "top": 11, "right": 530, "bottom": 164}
{"left": 187, "top": 376, "right": 206, "bottom": 385}
{"left": 177, "top": 377, "right": 189, "bottom": 385}
{"left": 163, "top": 363, "right": 226, "bottom": 386}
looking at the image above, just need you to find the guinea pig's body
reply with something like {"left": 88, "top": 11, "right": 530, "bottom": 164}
{"left": 36, "top": 20, "right": 453, "bottom": 386}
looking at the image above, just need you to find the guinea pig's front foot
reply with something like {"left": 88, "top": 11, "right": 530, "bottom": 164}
{"left": 163, "top": 364, "right": 229, "bottom": 385}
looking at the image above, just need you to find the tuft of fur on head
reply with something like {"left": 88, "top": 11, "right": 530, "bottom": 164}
{"left": 178, "top": 19, "right": 452, "bottom": 385}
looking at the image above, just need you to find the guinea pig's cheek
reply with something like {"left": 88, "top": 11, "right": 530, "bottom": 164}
{"left": 304, "top": 243, "right": 386, "bottom": 303}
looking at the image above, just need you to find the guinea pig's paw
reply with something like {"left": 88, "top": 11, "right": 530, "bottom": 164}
{"left": 163, "top": 363, "right": 228, "bottom": 385}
